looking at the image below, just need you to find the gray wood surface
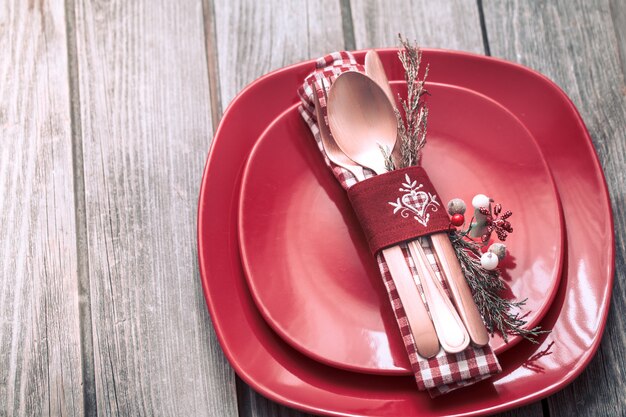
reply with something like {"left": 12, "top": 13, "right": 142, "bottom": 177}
{"left": 1, "top": 0, "right": 624, "bottom": 416}
{"left": 483, "top": 1, "right": 626, "bottom": 416}
{"left": 0, "top": 1, "right": 85, "bottom": 415}
{"left": 350, "top": 0, "right": 484, "bottom": 53}
{"left": 611, "top": 0, "right": 626, "bottom": 76}
{"left": 213, "top": 0, "right": 346, "bottom": 107}
{"left": 67, "top": 0, "right": 238, "bottom": 415}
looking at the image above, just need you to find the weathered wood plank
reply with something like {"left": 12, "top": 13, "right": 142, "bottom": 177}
{"left": 350, "top": 0, "right": 484, "bottom": 53}
{"left": 610, "top": 0, "right": 626, "bottom": 77}
{"left": 483, "top": 1, "right": 626, "bottom": 416}
{"left": 69, "top": 0, "right": 238, "bottom": 415}
{"left": 214, "top": 0, "right": 346, "bottom": 108}
{"left": 211, "top": 0, "right": 345, "bottom": 415}
{"left": 0, "top": 0, "right": 85, "bottom": 415}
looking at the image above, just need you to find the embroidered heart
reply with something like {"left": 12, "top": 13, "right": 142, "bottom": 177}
{"left": 402, "top": 191, "right": 430, "bottom": 221}
{"left": 388, "top": 173, "right": 441, "bottom": 227}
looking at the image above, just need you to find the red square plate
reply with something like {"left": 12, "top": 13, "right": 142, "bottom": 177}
{"left": 197, "top": 49, "right": 614, "bottom": 416}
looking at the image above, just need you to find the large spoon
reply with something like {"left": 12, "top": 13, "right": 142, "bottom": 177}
{"left": 327, "top": 71, "right": 396, "bottom": 174}
{"left": 365, "top": 51, "right": 490, "bottom": 347}
{"left": 328, "top": 71, "right": 470, "bottom": 354}
{"left": 313, "top": 80, "right": 440, "bottom": 358}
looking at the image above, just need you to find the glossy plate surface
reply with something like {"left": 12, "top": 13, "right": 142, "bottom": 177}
{"left": 197, "top": 49, "right": 614, "bottom": 416}
{"left": 238, "top": 82, "right": 563, "bottom": 374}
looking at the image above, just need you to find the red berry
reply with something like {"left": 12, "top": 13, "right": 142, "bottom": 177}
{"left": 450, "top": 213, "right": 464, "bottom": 226}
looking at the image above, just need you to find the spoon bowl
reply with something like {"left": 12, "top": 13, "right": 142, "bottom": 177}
{"left": 327, "top": 71, "right": 398, "bottom": 174}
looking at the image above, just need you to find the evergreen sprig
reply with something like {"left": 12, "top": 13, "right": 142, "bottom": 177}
{"left": 449, "top": 232, "right": 548, "bottom": 343}
{"left": 393, "top": 34, "right": 547, "bottom": 344}
{"left": 396, "top": 35, "right": 429, "bottom": 168}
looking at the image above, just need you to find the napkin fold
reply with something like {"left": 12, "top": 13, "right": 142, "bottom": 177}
{"left": 297, "top": 51, "right": 501, "bottom": 397}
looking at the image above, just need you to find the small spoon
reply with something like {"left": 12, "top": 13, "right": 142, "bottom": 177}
{"left": 328, "top": 71, "right": 470, "bottom": 354}
{"left": 313, "top": 82, "right": 364, "bottom": 180}
{"left": 313, "top": 79, "right": 440, "bottom": 358}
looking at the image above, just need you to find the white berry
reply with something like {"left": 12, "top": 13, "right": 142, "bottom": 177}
{"left": 480, "top": 252, "right": 499, "bottom": 270}
{"left": 472, "top": 194, "right": 491, "bottom": 209}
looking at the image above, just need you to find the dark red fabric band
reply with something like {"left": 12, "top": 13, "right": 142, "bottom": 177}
{"left": 347, "top": 166, "right": 451, "bottom": 254}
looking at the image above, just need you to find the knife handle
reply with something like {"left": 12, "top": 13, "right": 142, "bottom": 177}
{"left": 408, "top": 240, "right": 470, "bottom": 353}
{"left": 430, "top": 233, "right": 490, "bottom": 346}
{"left": 381, "top": 246, "right": 440, "bottom": 358}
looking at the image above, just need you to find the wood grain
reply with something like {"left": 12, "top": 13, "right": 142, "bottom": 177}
{"left": 69, "top": 0, "right": 238, "bottom": 415}
{"left": 483, "top": 1, "right": 626, "bottom": 416}
{"left": 213, "top": 0, "right": 346, "bottom": 108}
{"left": 350, "top": 0, "right": 484, "bottom": 53}
{"left": 0, "top": 0, "right": 85, "bottom": 415}
{"left": 610, "top": 0, "right": 626, "bottom": 77}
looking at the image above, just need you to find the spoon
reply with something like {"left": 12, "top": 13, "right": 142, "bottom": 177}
{"left": 312, "top": 82, "right": 364, "bottom": 180}
{"left": 313, "top": 79, "right": 440, "bottom": 358}
{"left": 365, "top": 51, "right": 490, "bottom": 347}
{"left": 328, "top": 71, "right": 470, "bottom": 353}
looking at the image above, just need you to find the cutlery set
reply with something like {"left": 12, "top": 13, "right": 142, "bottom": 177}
{"left": 317, "top": 51, "right": 488, "bottom": 356}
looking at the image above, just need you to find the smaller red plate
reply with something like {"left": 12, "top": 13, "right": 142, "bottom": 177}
{"left": 238, "top": 82, "right": 563, "bottom": 374}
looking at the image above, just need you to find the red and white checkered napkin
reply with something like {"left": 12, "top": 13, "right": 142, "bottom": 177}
{"left": 297, "top": 51, "right": 501, "bottom": 397}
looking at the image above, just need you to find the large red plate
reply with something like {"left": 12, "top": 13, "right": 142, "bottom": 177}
{"left": 238, "top": 82, "right": 563, "bottom": 374}
{"left": 197, "top": 49, "right": 614, "bottom": 416}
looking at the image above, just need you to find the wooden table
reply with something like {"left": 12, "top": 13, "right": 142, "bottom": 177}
{"left": 1, "top": 0, "right": 624, "bottom": 415}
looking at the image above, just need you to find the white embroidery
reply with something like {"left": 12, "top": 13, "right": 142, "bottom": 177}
{"left": 388, "top": 173, "right": 441, "bottom": 227}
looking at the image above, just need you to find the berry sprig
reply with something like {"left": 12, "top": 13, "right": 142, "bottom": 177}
{"left": 444, "top": 194, "right": 547, "bottom": 343}
{"left": 479, "top": 203, "right": 513, "bottom": 242}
